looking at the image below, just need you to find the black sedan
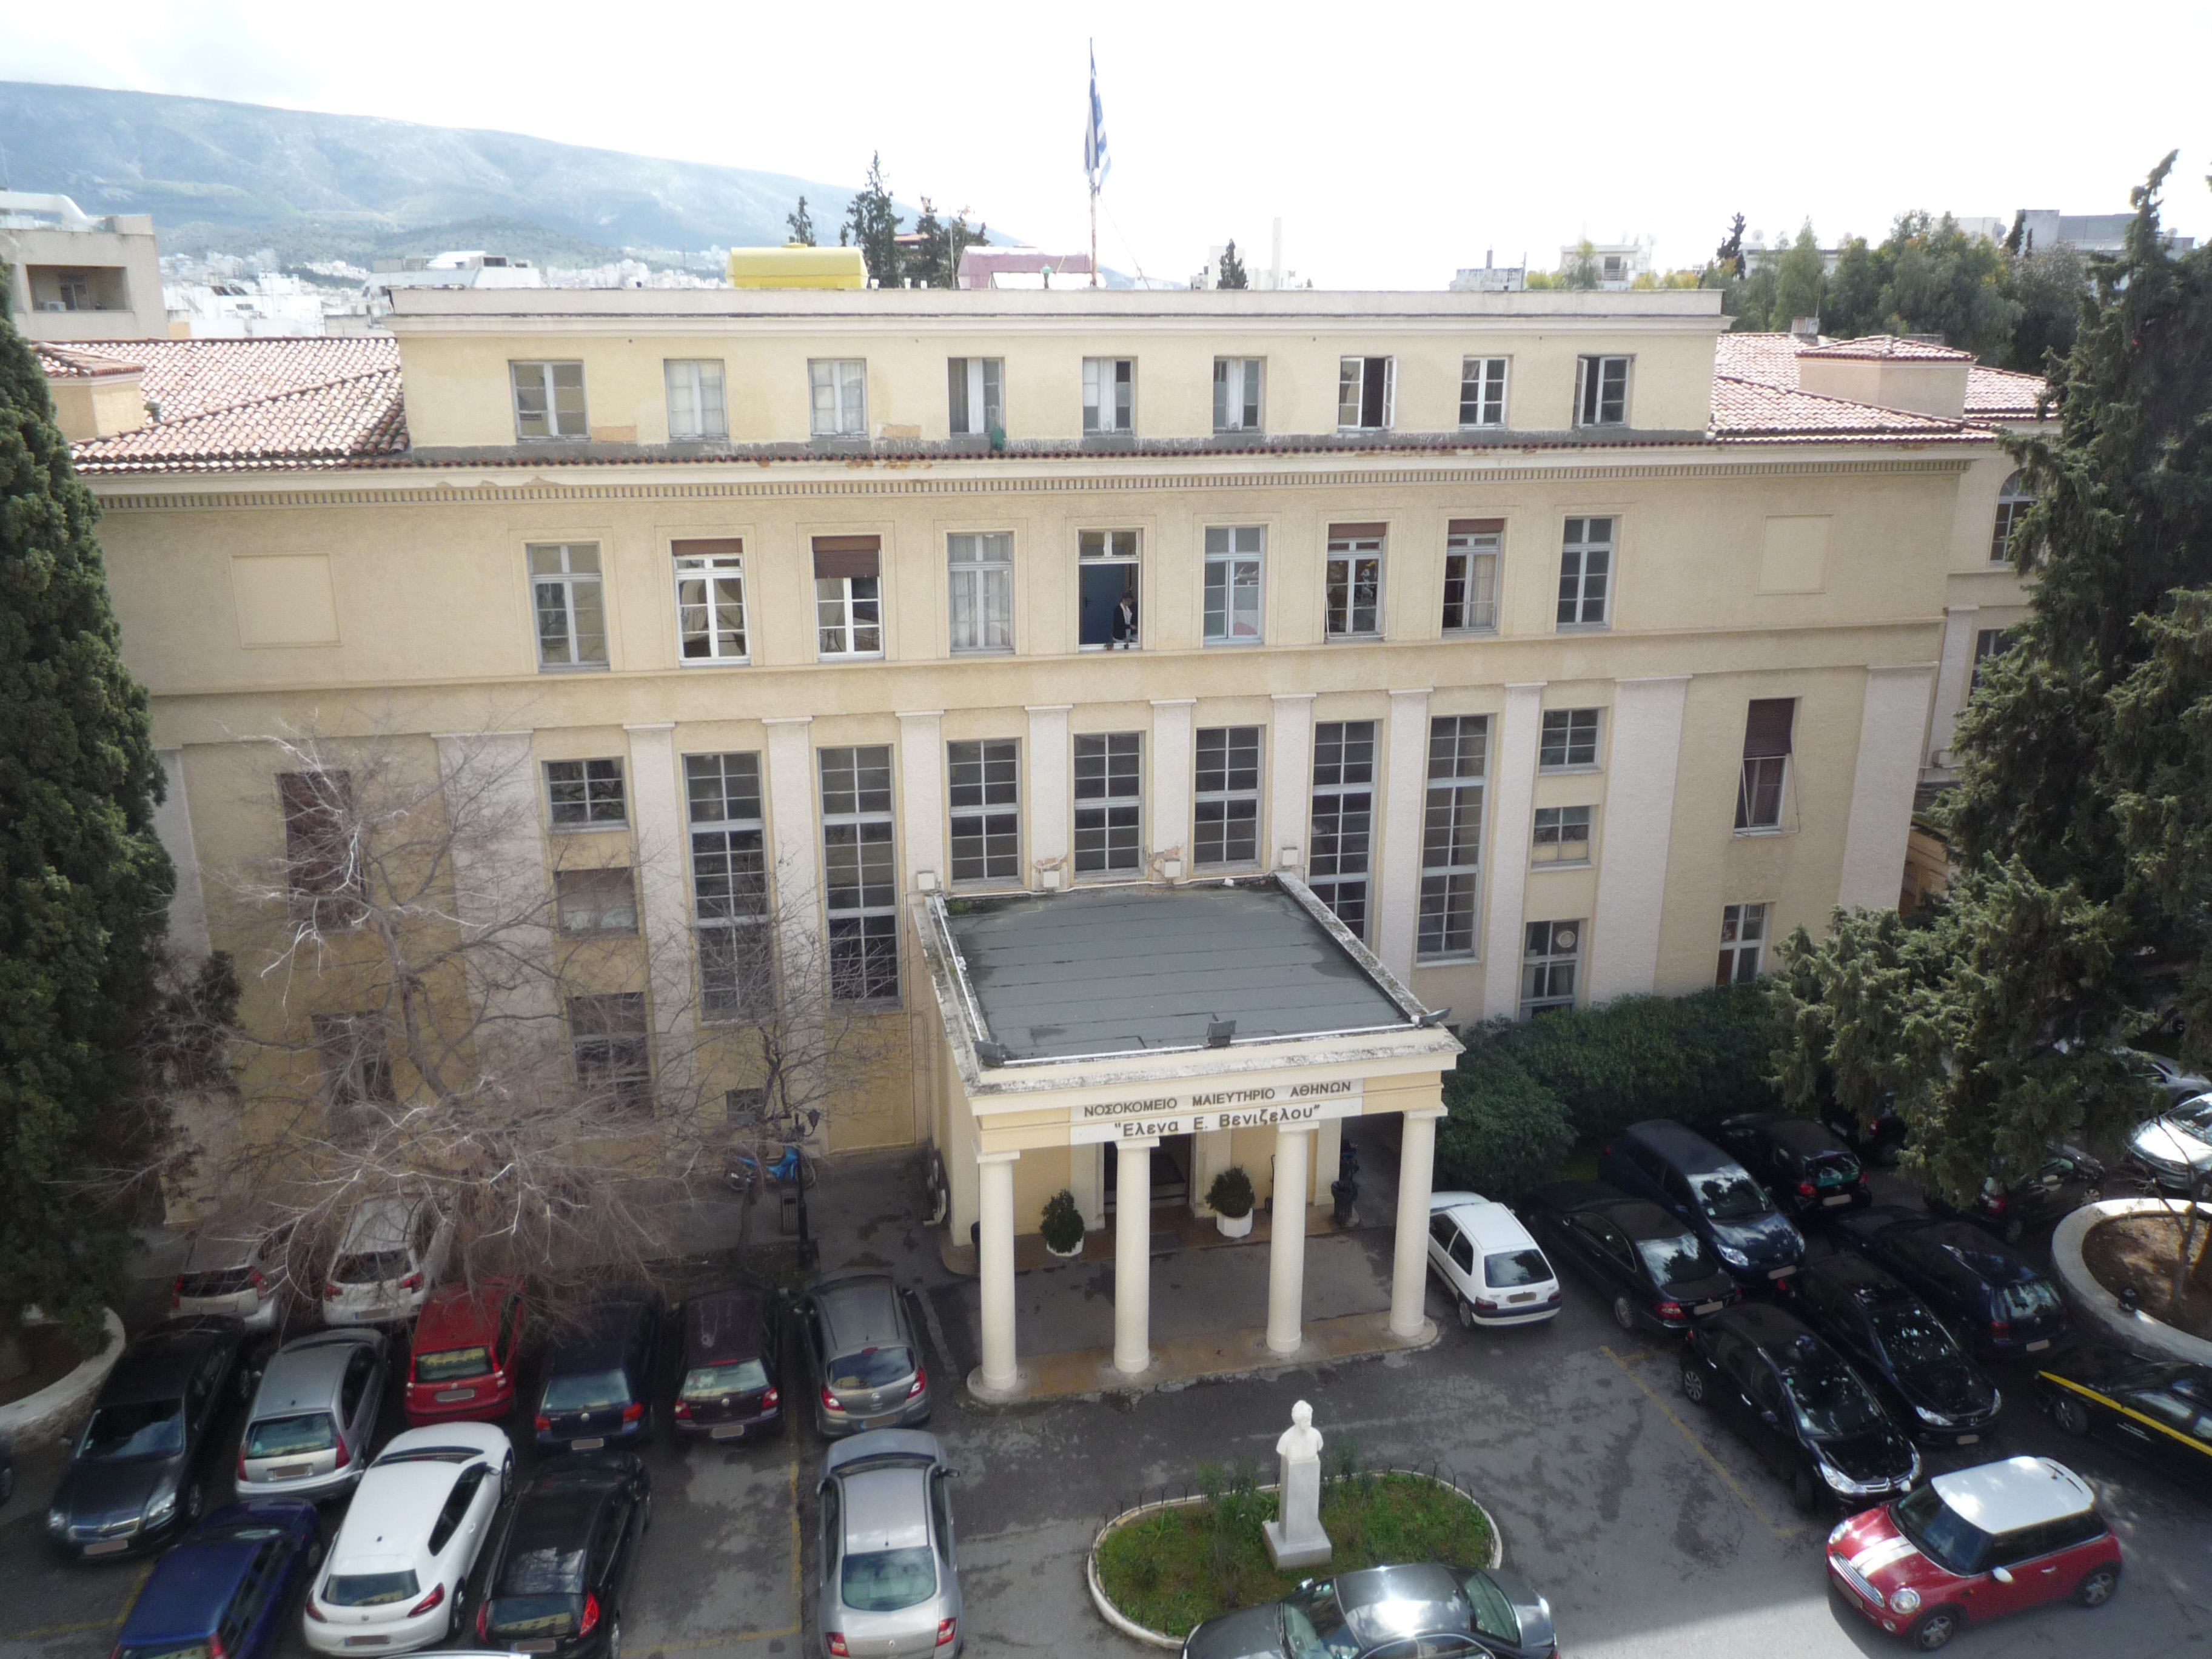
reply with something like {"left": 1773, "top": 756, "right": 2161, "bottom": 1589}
{"left": 44, "top": 1316, "right": 249, "bottom": 1559}
{"left": 1785, "top": 1253, "right": 2000, "bottom": 1446}
{"left": 475, "top": 1451, "right": 651, "bottom": 1657}
{"left": 1181, "top": 1562, "right": 1557, "bottom": 1659}
{"left": 1829, "top": 1206, "right": 2068, "bottom": 1360}
{"left": 1711, "top": 1114, "right": 1871, "bottom": 1223}
{"left": 1519, "top": 1182, "right": 1737, "bottom": 1335}
{"left": 2033, "top": 1346, "right": 2212, "bottom": 1485}
{"left": 1679, "top": 1302, "right": 1919, "bottom": 1514}
{"left": 671, "top": 1286, "right": 782, "bottom": 1443}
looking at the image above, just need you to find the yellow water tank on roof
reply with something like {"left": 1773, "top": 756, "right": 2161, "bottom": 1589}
{"left": 725, "top": 246, "right": 870, "bottom": 289}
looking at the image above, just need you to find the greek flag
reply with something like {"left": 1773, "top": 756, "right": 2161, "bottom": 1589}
{"left": 1085, "top": 43, "right": 1110, "bottom": 192}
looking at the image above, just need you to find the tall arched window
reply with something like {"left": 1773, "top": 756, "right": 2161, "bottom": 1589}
{"left": 1990, "top": 470, "right": 2034, "bottom": 563}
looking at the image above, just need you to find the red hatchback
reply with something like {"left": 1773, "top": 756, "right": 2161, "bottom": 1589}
{"left": 1826, "top": 1455, "right": 2121, "bottom": 1650}
{"left": 404, "top": 1276, "right": 526, "bottom": 1426}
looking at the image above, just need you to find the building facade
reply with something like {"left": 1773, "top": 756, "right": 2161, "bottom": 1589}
{"left": 2, "top": 193, "right": 169, "bottom": 341}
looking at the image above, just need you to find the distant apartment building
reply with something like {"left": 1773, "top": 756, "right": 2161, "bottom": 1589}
{"left": 1, "top": 192, "right": 169, "bottom": 340}
{"left": 2011, "top": 209, "right": 2195, "bottom": 255}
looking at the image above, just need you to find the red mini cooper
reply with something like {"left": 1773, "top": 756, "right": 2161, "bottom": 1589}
{"left": 1826, "top": 1455, "right": 2121, "bottom": 1650}
{"left": 403, "top": 1275, "right": 526, "bottom": 1426}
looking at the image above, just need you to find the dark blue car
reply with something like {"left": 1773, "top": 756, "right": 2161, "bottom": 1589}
{"left": 113, "top": 1500, "right": 321, "bottom": 1659}
{"left": 1829, "top": 1206, "right": 2070, "bottom": 1360}
{"left": 1600, "top": 1121, "right": 1806, "bottom": 1289}
{"left": 533, "top": 1293, "right": 664, "bottom": 1452}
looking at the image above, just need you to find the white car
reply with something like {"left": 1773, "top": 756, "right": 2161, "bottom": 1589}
{"left": 303, "top": 1421, "right": 512, "bottom": 1654}
{"left": 172, "top": 1219, "right": 293, "bottom": 1331}
{"left": 1427, "top": 1191, "right": 1562, "bottom": 1328}
{"left": 323, "top": 1196, "right": 454, "bottom": 1327}
{"left": 2128, "top": 1093, "right": 2212, "bottom": 1194}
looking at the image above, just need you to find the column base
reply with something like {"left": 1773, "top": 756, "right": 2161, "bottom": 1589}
{"left": 1263, "top": 1520, "right": 1334, "bottom": 1571}
{"left": 1386, "top": 1315, "right": 1439, "bottom": 1346}
{"left": 1111, "top": 1353, "right": 1154, "bottom": 1378}
{"left": 967, "top": 1363, "right": 1030, "bottom": 1404}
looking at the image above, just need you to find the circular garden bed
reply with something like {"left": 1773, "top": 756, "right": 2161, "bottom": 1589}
{"left": 2082, "top": 1209, "right": 2212, "bottom": 1340}
{"left": 1091, "top": 1470, "right": 1499, "bottom": 1646}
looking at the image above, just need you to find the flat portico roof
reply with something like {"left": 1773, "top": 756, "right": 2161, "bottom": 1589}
{"left": 941, "top": 878, "right": 1419, "bottom": 1062}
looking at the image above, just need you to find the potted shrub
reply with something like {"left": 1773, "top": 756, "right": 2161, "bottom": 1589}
{"left": 1040, "top": 1189, "right": 1087, "bottom": 1258}
{"left": 1207, "top": 1167, "right": 1256, "bottom": 1238}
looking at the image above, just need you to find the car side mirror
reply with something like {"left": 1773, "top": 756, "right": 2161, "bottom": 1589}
{"left": 1991, "top": 1567, "right": 2014, "bottom": 1585}
{"left": 1758, "top": 1410, "right": 1778, "bottom": 1426}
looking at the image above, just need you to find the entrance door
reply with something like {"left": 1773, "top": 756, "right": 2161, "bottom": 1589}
{"left": 1102, "top": 1134, "right": 1193, "bottom": 1212}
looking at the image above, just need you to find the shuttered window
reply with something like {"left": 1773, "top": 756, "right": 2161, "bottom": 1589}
{"left": 1735, "top": 699, "right": 1795, "bottom": 831}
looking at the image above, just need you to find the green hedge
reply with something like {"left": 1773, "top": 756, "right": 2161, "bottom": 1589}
{"left": 1435, "top": 1045, "right": 1575, "bottom": 1200}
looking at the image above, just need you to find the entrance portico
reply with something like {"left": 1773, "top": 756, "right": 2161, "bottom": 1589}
{"left": 913, "top": 874, "right": 1463, "bottom": 1398}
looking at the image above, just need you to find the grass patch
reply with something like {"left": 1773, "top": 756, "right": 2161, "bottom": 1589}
{"left": 1094, "top": 1471, "right": 1492, "bottom": 1638}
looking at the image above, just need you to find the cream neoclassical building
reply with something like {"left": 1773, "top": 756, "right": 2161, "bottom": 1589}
{"left": 41, "top": 285, "right": 2043, "bottom": 1377}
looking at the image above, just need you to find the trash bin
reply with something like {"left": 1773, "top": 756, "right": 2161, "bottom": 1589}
{"left": 1330, "top": 1179, "right": 1357, "bottom": 1227}
{"left": 780, "top": 1189, "right": 800, "bottom": 1236}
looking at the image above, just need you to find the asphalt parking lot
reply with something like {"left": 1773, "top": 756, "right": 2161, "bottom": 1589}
{"left": 5, "top": 1153, "right": 2210, "bottom": 1659}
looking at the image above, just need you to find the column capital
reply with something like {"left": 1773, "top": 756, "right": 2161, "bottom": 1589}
{"left": 894, "top": 709, "right": 946, "bottom": 721}
{"left": 1148, "top": 697, "right": 1197, "bottom": 709}
{"left": 1270, "top": 692, "right": 1318, "bottom": 705}
{"left": 1943, "top": 605, "right": 1982, "bottom": 617}
{"left": 1403, "top": 1107, "right": 1448, "bottom": 1123}
{"left": 1272, "top": 1120, "right": 1321, "bottom": 1136}
{"left": 1113, "top": 1136, "right": 1161, "bottom": 1151}
{"left": 1024, "top": 704, "right": 1073, "bottom": 715}
{"left": 761, "top": 716, "right": 815, "bottom": 728}
{"left": 1503, "top": 681, "right": 1549, "bottom": 692}
{"left": 621, "top": 722, "right": 676, "bottom": 735}
{"left": 1866, "top": 661, "right": 1941, "bottom": 678}
{"left": 977, "top": 1148, "right": 1022, "bottom": 1165}
{"left": 432, "top": 729, "right": 537, "bottom": 742}
{"left": 1611, "top": 675, "right": 1691, "bottom": 689}
{"left": 1388, "top": 686, "right": 1434, "bottom": 702}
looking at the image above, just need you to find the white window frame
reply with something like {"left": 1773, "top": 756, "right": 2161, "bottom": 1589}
{"left": 1460, "top": 357, "right": 1508, "bottom": 427}
{"left": 1717, "top": 902, "right": 1769, "bottom": 985}
{"left": 1990, "top": 471, "right": 2033, "bottom": 563}
{"left": 674, "top": 545, "right": 748, "bottom": 664}
{"left": 1575, "top": 355, "right": 1629, "bottom": 427}
{"left": 819, "top": 745, "right": 899, "bottom": 1002}
{"left": 1442, "top": 526, "right": 1500, "bottom": 634}
{"left": 1418, "top": 716, "right": 1488, "bottom": 960}
{"left": 1538, "top": 708, "right": 1601, "bottom": 771}
{"left": 664, "top": 359, "right": 727, "bottom": 441}
{"left": 529, "top": 541, "right": 609, "bottom": 671}
{"left": 1971, "top": 627, "right": 2013, "bottom": 691}
{"left": 1078, "top": 529, "right": 1142, "bottom": 651}
{"left": 1531, "top": 805, "right": 1593, "bottom": 866}
{"left": 947, "top": 532, "right": 1014, "bottom": 654}
{"left": 1557, "top": 517, "right": 1614, "bottom": 629}
{"left": 686, "top": 751, "right": 767, "bottom": 1022}
{"left": 1520, "top": 919, "right": 1583, "bottom": 1017}
{"left": 1073, "top": 731, "right": 1143, "bottom": 876}
{"left": 1337, "top": 355, "right": 1396, "bottom": 431}
{"left": 816, "top": 575, "right": 883, "bottom": 660}
{"left": 1213, "top": 357, "right": 1262, "bottom": 432}
{"left": 948, "top": 357, "right": 1005, "bottom": 437}
{"left": 947, "top": 740, "right": 1020, "bottom": 886}
{"left": 1309, "top": 720, "right": 1376, "bottom": 939}
{"left": 809, "top": 358, "right": 868, "bottom": 438}
{"left": 1202, "top": 525, "right": 1265, "bottom": 645}
{"left": 512, "top": 360, "right": 587, "bottom": 441}
{"left": 1735, "top": 699, "right": 1796, "bottom": 834}
{"left": 545, "top": 758, "right": 627, "bottom": 831}
{"left": 1325, "top": 533, "right": 1384, "bottom": 638}
{"left": 1083, "top": 357, "right": 1134, "bottom": 434}
{"left": 1193, "top": 726, "right": 1263, "bottom": 870}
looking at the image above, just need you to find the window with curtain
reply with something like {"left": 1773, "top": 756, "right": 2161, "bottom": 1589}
{"left": 1338, "top": 355, "right": 1395, "bottom": 429}
{"left": 672, "top": 538, "right": 747, "bottom": 663}
{"left": 1213, "top": 357, "right": 1262, "bottom": 432}
{"left": 948, "top": 532, "right": 1014, "bottom": 653}
{"left": 529, "top": 542, "right": 608, "bottom": 669}
{"left": 1083, "top": 357, "right": 1134, "bottom": 433}
{"left": 809, "top": 358, "right": 867, "bottom": 437}
{"left": 511, "top": 360, "right": 586, "bottom": 440}
{"left": 1443, "top": 520, "right": 1501, "bottom": 632}
{"left": 948, "top": 358, "right": 1004, "bottom": 437}
{"left": 1735, "top": 699, "right": 1795, "bottom": 831}
{"left": 1203, "top": 525, "right": 1265, "bottom": 643}
{"left": 1326, "top": 526, "right": 1385, "bottom": 637}
{"left": 814, "top": 536, "right": 883, "bottom": 657}
{"left": 664, "top": 360, "right": 726, "bottom": 440}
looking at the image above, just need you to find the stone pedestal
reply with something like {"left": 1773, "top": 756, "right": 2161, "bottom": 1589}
{"left": 1262, "top": 1400, "right": 1333, "bottom": 1571}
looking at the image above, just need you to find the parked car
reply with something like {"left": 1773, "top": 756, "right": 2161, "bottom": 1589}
{"left": 1180, "top": 1562, "right": 1558, "bottom": 1659}
{"left": 113, "top": 1499, "right": 323, "bottom": 1659}
{"left": 1786, "top": 1254, "right": 2000, "bottom": 1447}
{"left": 817, "top": 1430, "right": 962, "bottom": 1659}
{"left": 672, "top": 1286, "right": 784, "bottom": 1443}
{"left": 1599, "top": 1121, "right": 1806, "bottom": 1289}
{"left": 303, "top": 1420, "right": 513, "bottom": 1654}
{"left": 238, "top": 1328, "right": 387, "bottom": 1500}
{"left": 1820, "top": 1093, "right": 1909, "bottom": 1168}
{"left": 2122, "top": 1048, "right": 2210, "bottom": 1108}
{"left": 801, "top": 1272, "right": 930, "bottom": 1438}
{"left": 1830, "top": 1207, "right": 2068, "bottom": 1361}
{"left": 474, "top": 1450, "right": 651, "bottom": 1657}
{"left": 321, "top": 1195, "right": 454, "bottom": 1327}
{"left": 45, "top": 1316, "right": 249, "bottom": 1559}
{"left": 2032, "top": 1346, "right": 2212, "bottom": 1484}
{"left": 1711, "top": 1114, "right": 1871, "bottom": 1223}
{"left": 1826, "top": 1456, "right": 2121, "bottom": 1650}
{"left": 2127, "top": 1093, "right": 2212, "bottom": 1195}
{"left": 406, "top": 1277, "right": 526, "bottom": 1426}
{"left": 1426, "top": 1193, "right": 1562, "bottom": 1329}
{"left": 1680, "top": 1302, "right": 1919, "bottom": 1514}
{"left": 533, "top": 1292, "right": 665, "bottom": 1452}
{"left": 1929, "top": 1147, "right": 2105, "bottom": 1243}
{"left": 172, "top": 1220, "right": 295, "bottom": 1332}
{"left": 1518, "top": 1181, "right": 1738, "bottom": 1334}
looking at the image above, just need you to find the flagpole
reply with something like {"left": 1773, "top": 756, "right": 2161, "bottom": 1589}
{"left": 1090, "top": 183, "right": 1099, "bottom": 289}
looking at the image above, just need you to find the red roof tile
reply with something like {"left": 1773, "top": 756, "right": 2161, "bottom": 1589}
{"left": 1964, "top": 363, "right": 2048, "bottom": 418}
{"left": 1798, "top": 334, "right": 1975, "bottom": 361}
{"left": 1709, "top": 375, "right": 1984, "bottom": 442}
{"left": 35, "top": 342, "right": 146, "bottom": 378}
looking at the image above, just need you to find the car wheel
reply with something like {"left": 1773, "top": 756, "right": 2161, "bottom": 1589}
{"left": 1907, "top": 1608, "right": 1960, "bottom": 1651}
{"left": 446, "top": 1583, "right": 465, "bottom": 1642}
{"left": 308, "top": 1535, "right": 326, "bottom": 1568}
{"left": 2054, "top": 1396, "right": 2091, "bottom": 1436}
{"left": 2076, "top": 1564, "right": 2120, "bottom": 1607}
{"left": 1680, "top": 1364, "right": 1709, "bottom": 1406}
{"left": 1612, "top": 1295, "right": 1638, "bottom": 1333}
{"left": 501, "top": 1453, "right": 514, "bottom": 1499}
{"left": 1456, "top": 1296, "right": 1475, "bottom": 1330}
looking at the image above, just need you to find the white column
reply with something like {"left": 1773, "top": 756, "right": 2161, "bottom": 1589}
{"left": 1024, "top": 705, "right": 1070, "bottom": 887}
{"left": 1587, "top": 676, "right": 1691, "bottom": 1002}
{"left": 1389, "top": 1110, "right": 1443, "bottom": 1340}
{"left": 1925, "top": 606, "right": 1980, "bottom": 766}
{"left": 434, "top": 731, "right": 557, "bottom": 1064}
{"left": 1838, "top": 664, "right": 1939, "bottom": 911}
{"left": 896, "top": 710, "right": 946, "bottom": 885}
{"left": 1480, "top": 683, "right": 1547, "bottom": 1021}
{"left": 1375, "top": 687, "right": 1432, "bottom": 981}
{"left": 977, "top": 1151, "right": 1019, "bottom": 1393}
{"left": 624, "top": 723, "right": 697, "bottom": 1066}
{"left": 1114, "top": 1137, "right": 1156, "bottom": 1373}
{"left": 1266, "top": 1124, "right": 1314, "bottom": 1355}
{"left": 1269, "top": 693, "right": 1316, "bottom": 868}
{"left": 1149, "top": 698, "right": 1195, "bottom": 873}
{"left": 152, "top": 748, "right": 211, "bottom": 959}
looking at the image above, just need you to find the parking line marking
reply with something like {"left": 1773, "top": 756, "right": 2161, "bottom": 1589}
{"left": 10, "top": 1560, "right": 155, "bottom": 1640}
{"left": 1600, "top": 1343, "right": 1801, "bottom": 1542}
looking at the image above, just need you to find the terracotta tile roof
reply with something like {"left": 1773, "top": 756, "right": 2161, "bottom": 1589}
{"left": 1965, "top": 363, "right": 2048, "bottom": 419}
{"left": 35, "top": 342, "right": 146, "bottom": 379}
{"left": 1708, "top": 374, "right": 1985, "bottom": 443}
{"left": 1798, "top": 334, "right": 1976, "bottom": 362}
{"left": 1708, "top": 331, "right": 2048, "bottom": 441}
{"left": 1711, "top": 332, "right": 1805, "bottom": 389}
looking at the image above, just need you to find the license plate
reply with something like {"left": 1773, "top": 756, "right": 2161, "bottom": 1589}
{"left": 517, "top": 1643, "right": 557, "bottom": 1654}
{"left": 83, "top": 1540, "right": 129, "bottom": 1557}
{"left": 571, "top": 1436, "right": 604, "bottom": 1450}
{"left": 1695, "top": 1301, "right": 1723, "bottom": 1315}
{"left": 1509, "top": 1292, "right": 1536, "bottom": 1303}
{"left": 2026, "top": 1339, "right": 2051, "bottom": 1353}
{"left": 1957, "top": 1434, "right": 1980, "bottom": 1446}
{"left": 863, "top": 1414, "right": 901, "bottom": 1430}
{"left": 710, "top": 1424, "right": 746, "bottom": 1440}
{"left": 1768, "top": 1266, "right": 1796, "bottom": 1279}
{"left": 1823, "top": 1194, "right": 1851, "bottom": 1207}
{"left": 435, "top": 1389, "right": 474, "bottom": 1402}
{"left": 343, "top": 1639, "right": 389, "bottom": 1649}
{"left": 269, "top": 1463, "right": 313, "bottom": 1478}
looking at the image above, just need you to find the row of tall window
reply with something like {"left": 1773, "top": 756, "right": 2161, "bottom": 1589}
{"left": 508, "top": 353, "right": 1637, "bottom": 443}
{"left": 529, "top": 518, "right": 1598, "bottom": 672}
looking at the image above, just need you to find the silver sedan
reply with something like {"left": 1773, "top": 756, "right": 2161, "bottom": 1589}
{"left": 816, "top": 1429, "right": 961, "bottom": 1658}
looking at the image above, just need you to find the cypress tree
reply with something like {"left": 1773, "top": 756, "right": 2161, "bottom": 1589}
{"left": 0, "top": 315, "right": 173, "bottom": 1345}
{"left": 1218, "top": 240, "right": 1248, "bottom": 289}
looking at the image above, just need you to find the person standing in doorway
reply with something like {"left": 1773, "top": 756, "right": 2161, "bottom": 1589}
{"left": 1111, "top": 588, "right": 1138, "bottom": 648}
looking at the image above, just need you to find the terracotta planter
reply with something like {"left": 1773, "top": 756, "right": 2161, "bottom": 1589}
{"left": 1216, "top": 1210, "right": 1254, "bottom": 1239}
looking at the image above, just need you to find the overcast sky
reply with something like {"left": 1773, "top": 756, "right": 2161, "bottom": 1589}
{"left": 7, "top": 0, "right": 2210, "bottom": 288}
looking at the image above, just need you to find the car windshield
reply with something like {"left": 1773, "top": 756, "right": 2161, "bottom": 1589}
{"left": 416, "top": 1346, "right": 491, "bottom": 1383}
{"left": 840, "top": 1547, "right": 936, "bottom": 1612}
{"left": 498, "top": 1544, "right": 587, "bottom": 1596}
{"left": 1894, "top": 1484, "right": 1993, "bottom": 1576}
{"left": 1283, "top": 1580, "right": 1356, "bottom": 1659}
{"left": 1484, "top": 1249, "right": 1550, "bottom": 1289}
{"left": 322, "top": 1569, "right": 420, "bottom": 1607}
{"left": 1637, "top": 1233, "right": 1723, "bottom": 1287}
{"left": 1868, "top": 1304, "right": 1963, "bottom": 1369}
{"left": 541, "top": 1367, "right": 629, "bottom": 1412}
{"left": 1461, "top": 1570, "right": 1523, "bottom": 1644}
{"left": 1995, "top": 1278, "right": 2063, "bottom": 1322}
{"left": 333, "top": 1249, "right": 412, "bottom": 1285}
{"left": 81, "top": 1401, "right": 184, "bottom": 1461}
{"left": 178, "top": 1267, "right": 254, "bottom": 1298}
{"left": 682, "top": 1359, "right": 770, "bottom": 1399}
{"left": 1774, "top": 1339, "right": 1888, "bottom": 1437}
{"left": 829, "top": 1347, "right": 913, "bottom": 1390}
{"left": 2163, "top": 1101, "right": 2212, "bottom": 1142}
{"left": 245, "top": 1412, "right": 337, "bottom": 1458}
{"left": 484, "top": 1595, "right": 580, "bottom": 1637}
{"left": 1695, "top": 1172, "right": 1771, "bottom": 1222}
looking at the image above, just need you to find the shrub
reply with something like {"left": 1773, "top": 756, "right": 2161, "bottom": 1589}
{"left": 1039, "top": 1188, "right": 1085, "bottom": 1253}
{"left": 1436, "top": 1045, "right": 1575, "bottom": 1200}
{"left": 1205, "top": 1166, "right": 1255, "bottom": 1219}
